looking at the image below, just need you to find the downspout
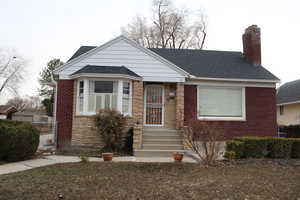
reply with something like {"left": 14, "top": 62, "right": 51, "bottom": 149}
{"left": 51, "top": 74, "right": 59, "bottom": 148}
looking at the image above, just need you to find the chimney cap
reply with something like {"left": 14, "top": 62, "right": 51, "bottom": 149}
{"left": 245, "top": 25, "right": 260, "bottom": 33}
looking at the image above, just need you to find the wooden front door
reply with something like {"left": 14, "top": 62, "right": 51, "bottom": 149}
{"left": 144, "top": 85, "right": 164, "bottom": 126}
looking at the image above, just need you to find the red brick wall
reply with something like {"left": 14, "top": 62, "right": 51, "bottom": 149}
{"left": 56, "top": 80, "right": 74, "bottom": 149}
{"left": 184, "top": 85, "right": 277, "bottom": 139}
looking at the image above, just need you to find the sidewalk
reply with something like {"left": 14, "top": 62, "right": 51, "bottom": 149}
{"left": 0, "top": 155, "right": 197, "bottom": 175}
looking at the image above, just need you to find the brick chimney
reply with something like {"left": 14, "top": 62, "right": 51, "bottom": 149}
{"left": 242, "top": 25, "right": 261, "bottom": 65}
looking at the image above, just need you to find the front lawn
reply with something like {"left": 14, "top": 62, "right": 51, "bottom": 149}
{"left": 0, "top": 160, "right": 299, "bottom": 200}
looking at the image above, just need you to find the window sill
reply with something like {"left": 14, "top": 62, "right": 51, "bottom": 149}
{"left": 197, "top": 116, "right": 246, "bottom": 121}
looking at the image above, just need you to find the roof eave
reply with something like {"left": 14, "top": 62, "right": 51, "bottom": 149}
{"left": 277, "top": 100, "right": 300, "bottom": 106}
{"left": 189, "top": 76, "right": 280, "bottom": 83}
{"left": 69, "top": 73, "right": 143, "bottom": 81}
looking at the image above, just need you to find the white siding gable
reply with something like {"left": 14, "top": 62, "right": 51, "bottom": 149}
{"left": 58, "top": 37, "right": 187, "bottom": 82}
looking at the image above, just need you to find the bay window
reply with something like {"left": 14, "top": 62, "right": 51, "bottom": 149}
{"left": 197, "top": 86, "right": 245, "bottom": 120}
{"left": 77, "top": 79, "right": 132, "bottom": 115}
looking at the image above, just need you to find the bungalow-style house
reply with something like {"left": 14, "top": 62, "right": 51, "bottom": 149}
{"left": 0, "top": 105, "right": 17, "bottom": 120}
{"left": 53, "top": 25, "right": 279, "bottom": 156}
{"left": 277, "top": 79, "right": 300, "bottom": 125}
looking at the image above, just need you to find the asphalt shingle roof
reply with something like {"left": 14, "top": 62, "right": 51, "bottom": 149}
{"left": 68, "top": 46, "right": 279, "bottom": 81}
{"left": 72, "top": 65, "right": 141, "bottom": 78}
{"left": 277, "top": 79, "right": 300, "bottom": 104}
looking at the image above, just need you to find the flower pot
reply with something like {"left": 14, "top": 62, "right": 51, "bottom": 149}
{"left": 173, "top": 152, "right": 184, "bottom": 162}
{"left": 102, "top": 153, "right": 113, "bottom": 161}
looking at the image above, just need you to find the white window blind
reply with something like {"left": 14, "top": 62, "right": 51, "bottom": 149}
{"left": 198, "top": 87, "right": 243, "bottom": 117}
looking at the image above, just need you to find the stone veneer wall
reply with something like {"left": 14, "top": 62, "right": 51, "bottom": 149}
{"left": 176, "top": 82, "right": 184, "bottom": 129}
{"left": 163, "top": 83, "right": 176, "bottom": 129}
{"left": 132, "top": 80, "right": 144, "bottom": 149}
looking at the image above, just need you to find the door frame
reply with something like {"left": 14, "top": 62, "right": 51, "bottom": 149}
{"left": 144, "top": 84, "right": 165, "bottom": 127}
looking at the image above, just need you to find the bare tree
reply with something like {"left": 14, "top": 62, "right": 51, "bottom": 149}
{"left": 183, "top": 120, "right": 224, "bottom": 166}
{"left": 0, "top": 48, "right": 27, "bottom": 96}
{"left": 122, "top": 0, "right": 207, "bottom": 49}
{"left": 6, "top": 95, "right": 42, "bottom": 112}
{"left": 6, "top": 97, "right": 28, "bottom": 112}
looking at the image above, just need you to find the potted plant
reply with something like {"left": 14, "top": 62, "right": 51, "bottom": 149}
{"left": 173, "top": 152, "right": 184, "bottom": 162}
{"left": 102, "top": 152, "right": 113, "bottom": 161}
{"left": 94, "top": 109, "right": 128, "bottom": 161}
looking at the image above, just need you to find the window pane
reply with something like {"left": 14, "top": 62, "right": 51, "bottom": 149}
{"left": 94, "top": 81, "right": 113, "bottom": 93}
{"left": 79, "top": 97, "right": 84, "bottom": 112}
{"left": 96, "top": 96, "right": 102, "bottom": 111}
{"left": 78, "top": 81, "right": 84, "bottom": 112}
{"left": 122, "top": 98, "right": 129, "bottom": 113}
{"left": 112, "top": 94, "right": 117, "bottom": 109}
{"left": 198, "top": 88, "right": 242, "bottom": 117}
{"left": 123, "top": 82, "right": 130, "bottom": 95}
{"left": 88, "top": 95, "right": 95, "bottom": 112}
{"left": 104, "top": 94, "right": 111, "bottom": 109}
{"left": 87, "top": 80, "right": 118, "bottom": 112}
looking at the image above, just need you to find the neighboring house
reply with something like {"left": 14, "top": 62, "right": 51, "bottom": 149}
{"left": 0, "top": 105, "right": 17, "bottom": 120}
{"left": 53, "top": 25, "right": 279, "bottom": 156}
{"left": 277, "top": 79, "right": 300, "bottom": 125}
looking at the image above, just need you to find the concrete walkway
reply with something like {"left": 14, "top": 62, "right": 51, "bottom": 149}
{"left": 0, "top": 155, "right": 197, "bottom": 175}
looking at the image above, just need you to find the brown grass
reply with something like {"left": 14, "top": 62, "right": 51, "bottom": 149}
{"left": 0, "top": 160, "right": 299, "bottom": 200}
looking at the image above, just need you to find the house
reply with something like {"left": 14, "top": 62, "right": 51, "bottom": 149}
{"left": 53, "top": 25, "right": 279, "bottom": 156}
{"left": 277, "top": 79, "right": 300, "bottom": 125}
{"left": 0, "top": 105, "right": 17, "bottom": 120}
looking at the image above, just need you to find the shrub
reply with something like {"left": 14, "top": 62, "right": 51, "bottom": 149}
{"left": 0, "top": 119, "right": 40, "bottom": 162}
{"left": 122, "top": 127, "right": 133, "bottom": 155}
{"left": 267, "top": 138, "right": 293, "bottom": 158}
{"left": 225, "top": 140, "right": 244, "bottom": 159}
{"left": 94, "top": 109, "right": 129, "bottom": 152}
{"left": 234, "top": 137, "right": 269, "bottom": 158}
{"left": 183, "top": 120, "right": 224, "bottom": 166}
{"left": 224, "top": 151, "right": 236, "bottom": 160}
{"left": 291, "top": 139, "right": 300, "bottom": 158}
{"left": 280, "top": 125, "right": 300, "bottom": 138}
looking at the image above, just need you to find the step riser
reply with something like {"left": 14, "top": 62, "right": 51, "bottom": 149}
{"left": 143, "top": 146, "right": 183, "bottom": 150}
{"left": 143, "top": 140, "right": 182, "bottom": 145}
{"left": 143, "top": 132, "right": 180, "bottom": 136}
{"left": 143, "top": 135, "right": 182, "bottom": 140}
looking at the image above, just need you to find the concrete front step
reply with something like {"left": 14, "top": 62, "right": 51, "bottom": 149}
{"left": 143, "top": 128, "right": 180, "bottom": 135}
{"left": 134, "top": 149, "right": 186, "bottom": 157}
{"left": 143, "top": 134, "right": 182, "bottom": 140}
{"left": 143, "top": 144, "right": 183, "bottom": 150}
{"left": 143, "top": 138, "right": 182, "bottom": 145}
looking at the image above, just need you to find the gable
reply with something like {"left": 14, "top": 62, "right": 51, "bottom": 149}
{"left": 56, "top": 36, "right": 187, "bottom": 82}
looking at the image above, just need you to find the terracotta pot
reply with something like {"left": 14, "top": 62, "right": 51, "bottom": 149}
{"left": 173, "top": 152, "right": 184, "bottom": 162}
{"left": 102, "top": 153, "right": 113, "bottom": 161}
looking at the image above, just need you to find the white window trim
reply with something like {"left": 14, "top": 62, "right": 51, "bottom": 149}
{"left": 197, "top": 86, "right": 246, "bottom": 121}
{"left": 76, "top": 78, "right": 132, "bottom": 116}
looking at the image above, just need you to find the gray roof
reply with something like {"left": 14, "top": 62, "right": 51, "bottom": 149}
{"left": 69, "top": 46, "right": 279, "bottom": 81}
{"left": 72, "top": 65, "right": 141, "bottom": 78}
{"left": 68, "top": 46, "right": 96, "bottom": 61}
{"left": 277, "top": 79, "right": 300, "bottom": 104}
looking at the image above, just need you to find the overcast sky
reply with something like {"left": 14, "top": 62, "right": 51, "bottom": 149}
{"left": 0, "top": 0, "right": 299, "bottom": 104}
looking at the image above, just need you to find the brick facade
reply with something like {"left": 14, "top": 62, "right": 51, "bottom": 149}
{"left": 56, "top": 80, "right": 74, "bottom": 149}
{"left": 184, "top": 85, "right": 277, "bottom": 139}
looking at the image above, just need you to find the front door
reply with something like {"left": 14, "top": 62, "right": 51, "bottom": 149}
{"left": 144, "top": 85, "right": 164, "bottom": 126}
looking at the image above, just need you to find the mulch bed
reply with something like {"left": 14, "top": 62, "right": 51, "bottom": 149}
{"left": 0, "top": 160, "right": 299, "bottom": 200}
